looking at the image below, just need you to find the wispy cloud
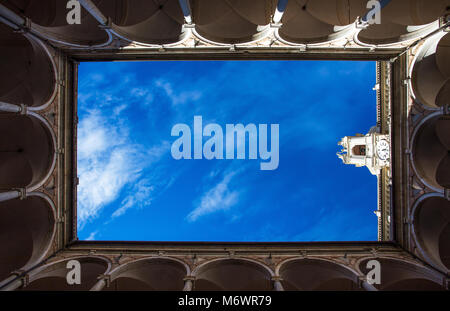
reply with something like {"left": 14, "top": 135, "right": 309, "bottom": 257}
{"left": 77, "top": 107, "right": 170, "bottom": 228}
{"left": 187, "top": 170, "right": 240, "bottom": 222}
{"left": 77, "top": 111, "right": 141, "bottom": 227}
{"left": 155, "top": 79, "right": 202, "bottom": 106}
{"left": 130, "top": 87, "right": 154, "bottom": 105}
{"left": 77, "top": 67, "right": 185, "bottom": 233}
{"left": 112, "top": 179, "right": 154, "bottom": 218}
{"left": 85, "top": 230, "right": 98, "bottom": 241}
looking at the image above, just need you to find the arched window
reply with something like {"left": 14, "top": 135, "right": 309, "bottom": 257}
{"left": 352, "top": 145, "right": 366, "bottom": 156}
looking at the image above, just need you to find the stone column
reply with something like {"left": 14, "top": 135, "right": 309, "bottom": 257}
{"left": 90, "top": 274, "right": 110, "bottom": 291}
{"left": 272, "top": 276, "right": 284, "bottom": 291}
{"left": 178, "top": 0, "right": 193, "bottom": 24}
{"left": 0, "top": 101, "right": 21, "bottom": 113}
{"left": 359, "top": 276, "right": 378, "bottom": 291}
{"left": 183, "top": 276, "right": 195, "bottom": 291}
{"left": 0, "top": 271, "right": 28, "bottom": 291}
{"left": 0, "top": 278, "right": 23, "bottom": 291}
{"left": 0, "top": 190, "right": 22, "bottom": 203}
{"left": 78, "top": 0, "right": 108, "bottom": 25}
{"left": 443, "top": 277, "right": 449, "bottom": 291}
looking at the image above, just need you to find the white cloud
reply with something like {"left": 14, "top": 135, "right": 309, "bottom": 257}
{"left": 112, "top": 179, "right": 154, "bottom": 218}
{"left": 78, "top": 73, "right": 105, "bottom": 91}
{"left": 187, "top": 171, "right": 239, "bottom": 222}
{"left": 77, "top": 109, "right": 169, "bottom": 228}
{"left": 155, "top": 79, "right": 202, "bottom": 106}
{"left": 113, "top": 103, "right": 128, "bottom": 116}
{"left": 130, "top": 87, "right": 154, "bottom": 105}
{"left": 77, "top": 147, "right": 142, "bottom": 227}
{"left": 85, "top": 230, "right": 98, "bottom": 241}
{"left": 77, "top": 69, "right": 186, "bottom": 231}
{"left": 77, "top": 111, "right": 120, "bottom": 158}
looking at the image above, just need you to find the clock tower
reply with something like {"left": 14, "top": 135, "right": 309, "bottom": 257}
{"left": 337, "top": 126, "right": 390, "bottom": 176}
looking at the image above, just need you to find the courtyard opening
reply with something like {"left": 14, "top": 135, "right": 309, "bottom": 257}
{"left": 76, "top": 60, "right": 378, "bottom": 242}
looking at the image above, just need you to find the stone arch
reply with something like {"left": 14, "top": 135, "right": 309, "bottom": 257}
{"left": 357, "top": 22, "right": 437, "bottom": 47}
{"left": 277, "top": 257, "right": 360, "bottom": 291}
{"left": 20, "top": 256, "right": 110, "bottom": 291}
{"left": 1, "top": 0, "right": 111, "bottom": 47}
{"left": 0, "top": 193, "right": 56, "bottom": 283}
{"left": 352, "top": 145, "right": 366, "bottom": 156}
{"left": 411, "top": 113, "right": 450, "bottom": 191}
{"left": 0, "top": 113, "right": 56, "bottom": 190}
{"left": 356, "top": 0, "right": 446, "bottom": 45}
{"left": 0, "top": 23, "right": 56, "bottom": 108}
{"left": 277, "top": 0, "right": 362, "bottom": 45}
{"left": 303, "top": 0, "right": 366, "bottom": 26}
{"left": 191, "top": 0, "right": 276, "bottom": 45}
{"left": 89, "top": 0, "right": 187, "bottom": 45}
{"left": 192, "top": 257, "right": 273, "bottom": 291}
{"left": 380, "top": 0, "right": 448, "bottom": 26}
{"left": 412, "top": 194, "right": 450, "bottom": 274}
{"left": 411, "top": 32, "right": 450, "bottom": 108}
{"left": 105, "top": 257, "right": 190, "bottom": 291}
{"left": 358, "top": 256, "right": 445, "bottom": 290}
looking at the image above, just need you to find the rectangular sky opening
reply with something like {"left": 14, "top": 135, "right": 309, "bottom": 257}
{"left": 76, "top": 60, "right": 378, "bottom": 242}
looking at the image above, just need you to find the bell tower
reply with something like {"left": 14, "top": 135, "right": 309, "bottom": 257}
{"left": 337, "top": 126, "right": 390, "bottom": 175}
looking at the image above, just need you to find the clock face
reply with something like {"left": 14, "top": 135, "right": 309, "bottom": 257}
{"left": 377, "top": 139, "right": 390, "bottom": 161}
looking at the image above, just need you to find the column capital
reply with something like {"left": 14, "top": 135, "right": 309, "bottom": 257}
{"left": 358, "top": 275, "right": 379, "bottom": 291}
{"left": 97, "top": 274, "right": 111, "bottom": 287}
{"left": 15, "top": 188, "right": 27, "bottom": 200}
{"left": 183, "top": 276, "right": 196, "bottom": 281}
{"left": 183, "top": 276, "right": 195, "bottom": 291}
{"left": 12, "top": 16, "right": 31, "bottom": 34}
{"left": 444, "top": 277, "right": 450, "bottom": 290}
{"left": 19, "top": 104, "right": 27, "bottom": 115}
{"left": 10, "top": 270, "right": 29, "bottom": 288}
{"left": 10, "top": 270, "right": 26, "bottom": 277}
{"left": 272, "top": 276, "right": 284, "bottom": 291}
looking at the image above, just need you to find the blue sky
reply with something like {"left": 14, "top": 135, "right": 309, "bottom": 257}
{"left": 77, "top": 60, "right": 378, "bottom": 242}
